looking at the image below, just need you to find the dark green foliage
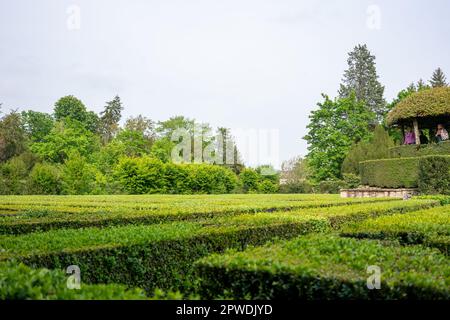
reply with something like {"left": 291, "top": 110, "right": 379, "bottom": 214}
{"left": 316, "top": 180, "right": 347, "bottom": 194}
{"left": 342, "top": 125, "right": 394, "bottom": 175}
{"left": 99, "top": 95, "right": 123, "bottom": 143}
{"left": 2, "top": 218, "right": 329, "bottom": 292}
{"left": 195, "top": 235, "right": 450, "bottom": 299}
{"left": 387, "top": 87, "right": 450, "bottom": 125}
{"left": 304, "top": 93, "right": 373, "bottom": 181}
{"left": 340, "top": 206, "right": 450, "bottom": 255}
{"left": 389, "top": 141, "right": 450, "bottom": 158}
{"left": 53, "top": 96, "right": 99, "bottom": 133}
{"left": 342, "top": 173, "right": 361, "bottom": 188}
{"left": 338, "top": 44, "right": 386, "bottom": 123}
{"left": 418, "top": 156, "right": 450, "bottom": 195}
{"left": 29, "top": 163, "right": 62, "bottom": 195}
{"left": 360, "top": 157, "right": 420, "bottom": 188}
{"left": 0, "top": 261, "right": 148, "bottom": 300}
{"left": 21, "top": 110, "right": 54, "bottom": 142}
{"left": 0, "top": 111, "right": 28, "bottom": 162}
{"left": 430, "top": 67, "right": 448, "bottom": 88}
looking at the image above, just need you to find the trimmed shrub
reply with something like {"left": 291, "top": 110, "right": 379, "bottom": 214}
{"left": 341, "top": 205, "right": 450, "bottom": 255}
{"left": 389, "top": 141, "right": 450, "bottom": 158}
{"left": 1, "top": 199, "right": 433, "bottom": 291}
{"left": 0, "top": 197, "right": 403, "bottom": 235}
{"left": 418, "top": 155, "right": 450, "bottom": 195}
{"left": 114, "top": 157, "right": 238, "bottom": 194}
{"left": 316, "top": 180, "right": 347, "bottom": 194}
{"left": 0, "top": 261, "right": 148, "bottom": 300}
{"left": 279, "top": 180, "right": 315, "bottom": 194}
{"left": 195, "top": 235, "right": 450, "bottom": 299}
{"left": 360, "top": 157, "right": 420, "bottom": 188}
{"left": 239, "top": 168, "right": 260, "bottom": 193}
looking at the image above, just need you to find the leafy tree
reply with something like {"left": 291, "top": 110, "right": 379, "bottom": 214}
{"left": 30, "top": 119, "right": 100, "bottom": 163}
{"left": 338, "top": 44, "right": 386, "bottom": 123}
{"left": 430, "top": 67, "right": 448, "bottom": 88}
{"left": 304, "top": 93, "right": 373, "bottom": 181}
{"left": 281, "top": 156, "right": 311, "bottom": 184}
{"left": 29, "top": 163, "right": 62, "bottom": 195}
{"left": 150, "top": 138, "right": 176, "bottom": 162}
{"left": 0, "top": 156, "right": 29, "bottom": 194}
{"left": 214, "top": 127, "right": 243, "bottom": 174}
{"left": 0, "top": 110, "right": 28, "bottom": 162}
{"left": 114, "top": 129, "right": 151, "bottom": 157}
{"left": 342, "top": 125, "right": 394, "bottom": 175}
{"left": 54, "top": 96, "right": 87, "bottom": 123}
{"left": 125, "top": 115, "right": 155, "bottom": 142}
{"left": 21, "top": 110, "right": 54, "bottom": 142}
{"left": 239, "top": 168, "right": 260, "bottom": 193}
{"left": 61, "top": 152, "right": 99, "bottom": 194}
{"left": 99, "top": 95, "right": 123, "bottom": 143}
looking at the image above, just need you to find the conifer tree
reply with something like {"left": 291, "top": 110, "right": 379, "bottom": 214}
{"left": 430, "top": 67, "right": 448, "bottom": 88}
{"left": 99, "top": 95, "right": 123, "bottom": 143}
{"left": 339, "top": 44, "right": 386, "bottom": 123}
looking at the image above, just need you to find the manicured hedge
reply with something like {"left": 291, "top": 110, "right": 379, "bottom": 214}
{"left": 0, "top": 197, "right": 398, "bottom": 235}
{"left": 360, "top": 155, "right": 450, "bottom": 191}
{"left": 0, "top": 199, "right": 435, "bottom": 292}
{"left": 389, "top": 141, "right": 450, "bottom": 158}
{"left": 114, "top": 157, "right": 238, "bottom": 194}
{"left": 418, "top": 155, "right": 450, "bottom": 195}
{"left": 195, "top": 235, "right": 450, "bottom": 299}
{"left": 340, "top": 206, "right": 450, "bottom": 255}
{"left": 360, "top": 157, "right": 420, "bottom": 188}
{"left": 0, "top": 261, "right": 148, "bottom": 300}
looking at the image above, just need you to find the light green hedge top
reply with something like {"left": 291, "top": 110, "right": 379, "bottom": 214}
{"left": 387, "top": 87, "right": 450, "bottom": 125}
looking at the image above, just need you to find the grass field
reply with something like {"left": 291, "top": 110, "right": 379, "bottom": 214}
{"left": 0, "top": 194, "right": 448, "bottom": 300}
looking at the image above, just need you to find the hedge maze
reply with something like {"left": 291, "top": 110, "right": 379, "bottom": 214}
{"left": 0, "top": 194, "right": 448, "bottom": 299}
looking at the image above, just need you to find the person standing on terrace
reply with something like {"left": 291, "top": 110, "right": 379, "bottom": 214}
{"left": 435, "top": 124, "right": 449, "bottom": 142}
{"left": 403, "top": 127, "right": 416, "bottom": 145}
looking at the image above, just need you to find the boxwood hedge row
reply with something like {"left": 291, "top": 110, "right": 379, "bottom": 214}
{"left": 340, "top": 205, "right": 450, "bottom": 255}
{"left": 388, "top": 141, "right": 450, "bottom": 158}
{"left": 360, "top": 155, "right": 450, "bottom": 191}
{"left": 0, "top": 197, "right": 399, "bottom": 235}
{"left": 0, "top": 199, "right": 436, "bottom": 292}
{"left": 194, "top": 235, "right": 450, "bottom": 299}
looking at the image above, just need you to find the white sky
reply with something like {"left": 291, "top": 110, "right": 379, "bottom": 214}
{"left": 1, "top": 0, "right": 449, "bottom": 168}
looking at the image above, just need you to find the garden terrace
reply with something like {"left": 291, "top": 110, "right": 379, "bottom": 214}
{"left": 194, "top": 235, "right": 450, "bottom": 299}
{"left": 0, "top": 199, "right": 436, "bottom": 292}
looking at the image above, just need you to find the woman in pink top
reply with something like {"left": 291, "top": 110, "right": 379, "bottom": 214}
{"left": 403, "top": 127, "right": 416, "bottom": 145}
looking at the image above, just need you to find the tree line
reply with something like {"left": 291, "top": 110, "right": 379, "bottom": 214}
{"left": 0, "top": 96, "right": 279, "bottom": 195}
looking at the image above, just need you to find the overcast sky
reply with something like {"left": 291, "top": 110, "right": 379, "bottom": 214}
{"left": 1, "top": 0, "right": 449, "bottom": 167}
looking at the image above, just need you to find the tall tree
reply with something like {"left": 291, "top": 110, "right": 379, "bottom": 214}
{"left": 0, "top": 110, "right": 28, "bottom": 162}
{"left": 430, "top": 67, "right": 448, "bottom": 88}
{"left": 338, "top": 44, "right": 386, "bottom": 123}
{"left": 215, "top": 127, "right": 243, "bottom": 174}
{"left": 53, "top": 95, "right": 98, "bottom": 133}
{"left": 125, "top": 115, "right": 155, "bottom": 142}
{"left": 304, "top": 93, "right": 374, "bottom": 181}
{"left": 21, "top": 110, "right": 54, "bottom": 142}
{"left": 99, "top": 95, "right": 123, "bottom": 143}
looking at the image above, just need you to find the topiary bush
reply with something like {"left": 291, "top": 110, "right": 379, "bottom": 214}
{"left": 360, "top": 157, "right": 420, "bottom": 188}
{"left": 389, "top": 141, "right": 450, "bottom": 158}
{"left": 418, "top": 156, "right": 450, "bottom": 195}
